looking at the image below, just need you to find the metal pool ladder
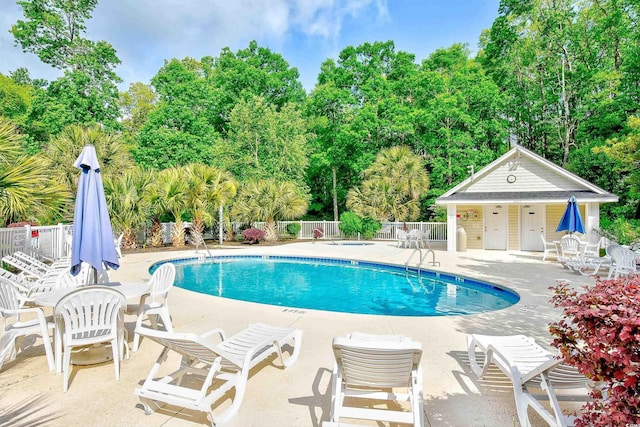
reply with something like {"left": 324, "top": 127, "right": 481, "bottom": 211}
{"left": 404, "top": 248, "right": 440, "bottom": 292}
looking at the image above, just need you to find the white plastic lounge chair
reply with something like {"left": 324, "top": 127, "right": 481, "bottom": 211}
{"left": 1, "top": 253, "right": 70, "bottom": 282}
{"left": 557, "top": 235, "right": 584, "bottom": 267}
{"left": 126, "top": 263, "right": 176, "bottom": 352}
{"left": 0, "top": 267, "right": 33, "bottom": 296}
{"left": 0, "top": 277, "right": 55, "bottom": 371}
{"left": 133, "top": 322, "right": 302, "bottom": 426}
{"left": 564, "top": 243, "right": 613, "bottom": 277}
{"left": 325, "top": 333, "right": 424, "bottom": 427}
{"left": 540, "top": 235, "right": 559, "bottom": 261}
{"left": 24, "top": 262, "right": 92, "bottom": 301}
{"left": 54, "top": 286, "right": 127, "bottom": 391}
{"left": 1, "top": 254, "right": 49, "bottom": 280}
{"left": 467, "top": 334, "right": 591, "bottom": 427}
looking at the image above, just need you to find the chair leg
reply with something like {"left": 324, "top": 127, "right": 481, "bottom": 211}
{"left": 0, "top": 331, "right": 18, "bottom": 371}
{"left": 111, "top": 338, "right": 120, "bottom": 381}
{"left": 157, "top": 308, "right": 173, "bottom": 332}
{"left": 40, "top": 322, "right": 55, "bottom": 371}
{"left": 133, "top": 316, "right": 144, "bottom": 352}
{"left": 62, "top": 346, "right": 72, "bottom": 392}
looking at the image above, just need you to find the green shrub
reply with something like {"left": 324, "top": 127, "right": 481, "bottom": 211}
{"left": 360, "top": 216, "right": 381, "bottom": 239}
{"left": 600, "top": 217, "right": 640, "bottom": 245}
{"left": 286, "top": 223, "right": 301, "bottom": 237}
{"left": 339, "top": 211, "right": 362, "bottom": 238}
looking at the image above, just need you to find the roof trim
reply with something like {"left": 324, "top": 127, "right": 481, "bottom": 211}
{"left": 436, "top": 145, "right": 617, "bottom": 204}
{"left": 436, "top": 190, "right": 618, "bottom": 204}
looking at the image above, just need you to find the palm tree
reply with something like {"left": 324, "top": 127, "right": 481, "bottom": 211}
{"left": 153, "top": 168, "right": 188, "bottom": 248}
{"left": 44, "top": 124, "right": 134, "bottom": 220}
{"left": 0, "top": 118, "right": 66, "bottom": 225}
{"left": 347, "top": 180, "right": 418, "bottom": 222}
{"left": 184, "top": 164, "right": 237, "bottom": 247}
{"left": 103, "top": 167, "right": 151, "bottom": 249}
{"left": 232, "top": 179, "right": 308, "bottom": 242}
{"left": 143, "top": 170, "right": 164, "bottom": 247}
{"left": 346, "top": 145, "right": 429, "bottom": 221}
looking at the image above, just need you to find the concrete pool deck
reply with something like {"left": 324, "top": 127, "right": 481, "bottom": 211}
{"left": 0, "top": 241, "right": 596, "bottom": 426}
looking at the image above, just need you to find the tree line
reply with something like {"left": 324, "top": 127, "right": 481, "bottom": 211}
{"left": 1, "top": 0, "right": 639, "bottom": 245}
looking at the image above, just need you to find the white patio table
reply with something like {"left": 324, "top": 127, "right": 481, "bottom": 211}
{"left": 34, "top": 281, "right": 150, "bottom": 372}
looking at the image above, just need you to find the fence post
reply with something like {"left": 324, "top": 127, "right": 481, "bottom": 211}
{"left": 57, "top": 223, "right": 66, "bottom": 259}
{"left": 24, "top": 224, "right": 33, "bottom": 255}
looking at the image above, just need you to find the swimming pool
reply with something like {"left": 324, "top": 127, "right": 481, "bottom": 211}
{"left": 156, "top": 255, "right": 519, "bottom": 316}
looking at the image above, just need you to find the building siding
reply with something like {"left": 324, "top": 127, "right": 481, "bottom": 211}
{"left": 466, "top": 156, "right": 585, "bottom": 193}
{"left": 508, "top": 205, "right": 520, "bottom": 250}
{"left": 455, "top": 204, "right": 483, "bottom": 249}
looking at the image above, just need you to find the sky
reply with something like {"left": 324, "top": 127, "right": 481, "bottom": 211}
{"left": 1, "top": 0, "right": 501, "bottom": 92}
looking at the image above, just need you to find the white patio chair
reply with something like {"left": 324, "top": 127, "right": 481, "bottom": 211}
{"left": 126, "top": 262, "right": 176, "bottom": 352}
{"left": 467, "top": 334, "right": 592, "bottom": 427}
{"left": 540, "top": 235, "right": 558, "bottom": 261}
{"left": 396, "top": 229, "right": 409, "bottom": 248}
{"left": 114, "top": 233, "right": 124, "bottom": 258}
{"left": 326, "top": 332, "right": 424, "bottom": 427}
{"left": 608, "top": 245, "right": 638, "bottom": 279}
{"left": 0, "top": 277, "right": 55, "bottom": 371}
{"left": 54, "top": 286, "right": 127, "bottom": 392}
{"left": 134, "top": 322, "right": 302, "bottom": 426}
{"left": 558, "top": 235, "right": 583, "bottom": 266}
{"left": 407, "top": 229, "right": 424, "bottom": 249}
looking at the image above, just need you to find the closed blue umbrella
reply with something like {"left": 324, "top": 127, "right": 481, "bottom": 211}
{"left": 556, "top": 196, "right": 585, "bottom": 234}
{"left": 70, "top": 145, "right": 119, "bottom": 277}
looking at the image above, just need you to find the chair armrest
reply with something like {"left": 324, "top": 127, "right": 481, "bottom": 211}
{"left": 201, "top": 328, "right": 226, "bottom": 341}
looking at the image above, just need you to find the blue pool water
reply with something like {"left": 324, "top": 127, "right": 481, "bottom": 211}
{"left": 157, "top": 256, "right": 519, "bottom": 316}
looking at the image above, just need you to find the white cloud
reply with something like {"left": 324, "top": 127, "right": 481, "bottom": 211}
{"left": 1, "top": 0, "right": 388, "bottom": 89}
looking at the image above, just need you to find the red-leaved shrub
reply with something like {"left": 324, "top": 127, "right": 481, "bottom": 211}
{"left": 549, "top": 274, "right": 640, "bottom": 426}
{"left": 241, "top": 228, "right": 265, "bottom": 244}
{"left": 313, "top": 227, "right": 324, "bottom": 239}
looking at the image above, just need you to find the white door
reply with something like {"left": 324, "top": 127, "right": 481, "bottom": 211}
{"left": 484, "top": 205, "right": 508, "bottom": 250}
{"left": 520, "top": 205, "right": 545, "bottom": 251}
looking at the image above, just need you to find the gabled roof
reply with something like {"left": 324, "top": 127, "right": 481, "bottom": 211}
{"left": 435, "top": 145, "right": 618, "bottom": 204}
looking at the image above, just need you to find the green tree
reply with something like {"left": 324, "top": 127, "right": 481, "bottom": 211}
{"left": 594, "top": 116, "right": 640, "bottom": 219}
{"left": 11, "top": 0, "right": 122, "bottom": 141}
{"left": 218, "top": 95, "right": 309, "bottom": 183}
{"left": 231, "top": 179, "right": 308, "bottom": 241}
{"left": 103, "top": 167, "right": 151, "bottom": 249}
{"left": 118, "top": 82, "right": 157, "bottom": 144}
{"left": 0, "top": 72, "right": 32, "bottom": 124}
{"left": 414, "top": 44, "right": 505, "bottom": 199}
{"left": 207, "top": 40, "right": 306, "bottom": 132}
{"left": 184, "top": 163, "right": 237, "bottom": 246}
{"left": 308, "top": 41, "right": 419, "bottom": 219}
{"left": 346, "top": 146, "right": 429, "bottom": 221}
{"left": 0, "top": 117, "right": 65, "bottom": 225}
{"left": 44, "top": 124, "right": 134, "bottom": 214}
{"left": 133, "top": 58, "right": 218, "bottom": 169}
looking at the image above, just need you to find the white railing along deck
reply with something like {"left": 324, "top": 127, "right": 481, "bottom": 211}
{"left": 0, "top": 223, "right": 71, "bottom": 260}
{"left": 0, "top": 221, "right": 447, "bottom": 261}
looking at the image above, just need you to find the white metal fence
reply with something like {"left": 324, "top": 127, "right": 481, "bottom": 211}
{"left": 0, "top": 221, "right": 447, "bottom": 261}
{"left": 235, "top": 221, "right": 447, "bottom": 241}
{"left": 0, "top": 223, "right": 72, "bottom": 260}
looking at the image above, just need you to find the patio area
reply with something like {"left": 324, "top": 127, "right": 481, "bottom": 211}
{"left": 0, "top": 241, "right": 595, "bottom": 427}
